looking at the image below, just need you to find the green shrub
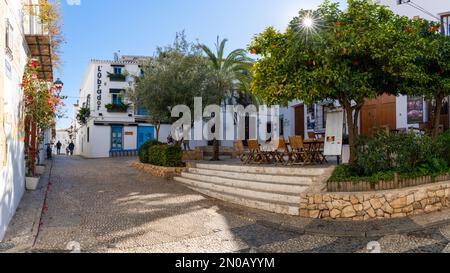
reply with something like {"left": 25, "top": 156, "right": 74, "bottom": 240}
{"left": 329, "top": 165, "right": 395, "bottom": 184}
{"left": 138, "top": 140, "right": 161, "bottom": 163}
{"left": 148, "top": 144, "right": 184, "bottom": 167}
{"left": 352, "top": 131, "right": 448, "bottom": 176}
{"left": 332, "top": 130, "right": 450, "bottom": 183}
{"left": 352, "top": 132, "right": 393, "bottom": 176}
{"left": 434, "top": 131, "right": 450, "bottom": 166}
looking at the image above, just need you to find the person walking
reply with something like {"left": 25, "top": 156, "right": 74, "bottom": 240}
{"left": 68, "top": 142, "right": 75, "bottom": 156}
{"left": 46, "top": 144, "right": 53, "bottom": 160}
{"left": 56, "top": 141, "right": 62, "bottom": 155}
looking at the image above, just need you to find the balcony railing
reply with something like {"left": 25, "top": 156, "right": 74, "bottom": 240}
{"left": 23, "top": 5, "right": 50, "bottom": 36}
{"left": 105, "top": 103, "right": 131, "bottom": 113}
{"left": 23, "top": 4, "right": 53, "bottom": 81}
{"left": 107, "top": 72, "right": 127, "bottom": 82}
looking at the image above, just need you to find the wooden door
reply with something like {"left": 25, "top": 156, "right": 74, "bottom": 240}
{"left": 360, "top": 94, "right": 396, "bottom": 136}
{"left": 295, "top": 105, "right": 305, "bottom": 138}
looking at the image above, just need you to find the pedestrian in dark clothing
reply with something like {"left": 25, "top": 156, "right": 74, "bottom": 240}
{"left": 46, "top": 144, "right": 53, "bottom": 160}
{"left": 68, "top": 142, "right": 75, "bottom": 156}
{"left": 56, "top": 141, "right": 62, "bottom": 155}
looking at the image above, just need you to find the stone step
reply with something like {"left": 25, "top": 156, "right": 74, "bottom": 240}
{"left": 188, "top": 168, "right": 314, "bottom": 185}
{"left": 178, "top": 182, "right": 300, "bottom": 216}
{"left": 192, "top": 163, "right": 328, "bottom": 177}
{"left": 174, "top": 177, "right": 302, "bottom": 205}
{"left": 181, "top": 172, "right": 310, "bottom": 194}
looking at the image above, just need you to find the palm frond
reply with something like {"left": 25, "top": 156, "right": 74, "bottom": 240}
{"left": 199, "top": 44, "right": 219, "bottom": 69}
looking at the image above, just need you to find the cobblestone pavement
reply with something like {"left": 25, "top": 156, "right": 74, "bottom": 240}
{"left": 9, "top": 156, "right": 450, "bottom": 253}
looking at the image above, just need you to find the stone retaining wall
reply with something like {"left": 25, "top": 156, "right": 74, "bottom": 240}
{"left": 182, "top": 148, "right": 203, "bottom": 161}
{"left": 131, "top": 162, "right": 186, "bottom": 179}
{"left": 300, "top": 180, "right": 450, "bottom": 220}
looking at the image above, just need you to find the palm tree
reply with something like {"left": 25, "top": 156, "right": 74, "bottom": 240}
{"left": 199, "top": 37, "right": 254, "bottom": 161}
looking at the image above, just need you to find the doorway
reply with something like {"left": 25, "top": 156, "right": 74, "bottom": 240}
{"left": 295, "top": 105, "right": 305, "bottom": 138}
{"left": 137, "top": 126, "right": 155, "bottom": 149}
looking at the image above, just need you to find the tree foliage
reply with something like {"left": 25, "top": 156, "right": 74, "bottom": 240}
{"left": 129, "top": 32, "right": 215, "bottom": 141}
{"left": 249, "top": 0, "right": 426, "bottom": 162}
{"left": 402, "top": 21, "right": 450, "bottom": 136}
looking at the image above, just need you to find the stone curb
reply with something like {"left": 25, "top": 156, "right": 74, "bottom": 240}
{"left": 256, "top": 213, "right": 450, "bottom": 238}
{"left": 30, "top": 160, "right": 53, "bottom": 247}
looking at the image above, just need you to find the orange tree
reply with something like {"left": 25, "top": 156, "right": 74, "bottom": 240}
{"left": 405, "top": 21, "right": 450, "bottom": 137}
{"left": 248, "top": 0, "right": 424, "bottom": 162}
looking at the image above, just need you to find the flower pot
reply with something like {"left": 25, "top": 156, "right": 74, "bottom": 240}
{"left": 25, "top": 176, "right": 40, "bottom": 191}
{"left": 36, "top": 165, "right": 46, "bottom": 175}
{"left": 341, "top": 145, "right": 350, "bottom": 164}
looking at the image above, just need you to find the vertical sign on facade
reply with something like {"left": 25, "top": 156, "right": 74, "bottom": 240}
{"left": 97, "top": 66, "right": 102, "bottom": 110}
{"left": 324, "top": 110, "right": 344, "bottom": 156}
{"left": 407, "top": 96, "right": 424, "bottom": 124}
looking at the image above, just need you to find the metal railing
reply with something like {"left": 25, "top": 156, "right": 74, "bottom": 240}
{"left": 110, "top": 149, "right": 138, "bottom": 157}
{"left": 23, "top": 4, "right": 49, "bottom": 36}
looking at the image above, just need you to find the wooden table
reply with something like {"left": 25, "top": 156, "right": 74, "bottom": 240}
{"left": 303, "top": 138, "right": 327, "bottom": 165}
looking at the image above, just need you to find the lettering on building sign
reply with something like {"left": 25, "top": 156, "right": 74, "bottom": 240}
{"left": 96, "top": 66, "right": 103, "bottom": 110}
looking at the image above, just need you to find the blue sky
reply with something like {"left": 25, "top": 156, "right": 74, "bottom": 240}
{"left": 55, "top": 0, "right": 346, "bottom": 129}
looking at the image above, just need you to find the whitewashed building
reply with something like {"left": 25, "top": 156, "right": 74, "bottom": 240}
{"left": 1, "top": 0, "right": 58, "bottom": 240}
{"left": 73, "top": 55, "right": 171, "bottom": 158}
{"left": 0, "top": 0, "right": 28, "bottom": 241}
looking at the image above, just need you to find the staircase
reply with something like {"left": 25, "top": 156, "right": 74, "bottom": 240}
{"left": 174, "top": 163, "right": 334, "bottom": 216}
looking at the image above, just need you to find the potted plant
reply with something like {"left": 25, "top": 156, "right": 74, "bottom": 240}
{"left": 25, "top": 173, "right": 40, "bottom": 191}
{"left": 105, "top": 103, "right": 130, "bottom": 112}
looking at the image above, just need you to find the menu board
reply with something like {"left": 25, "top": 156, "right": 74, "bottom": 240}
{"left": 324, "top": 110, "right": 344, "bottom": 156}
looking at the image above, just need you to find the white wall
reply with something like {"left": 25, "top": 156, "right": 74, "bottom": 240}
{"left": 123, "top": 126, "right": 137, "bottom": 150}
{"left": 0, "top": 1, "right": 28, "bottom": 241}
{"left": 158, "top": 124, "right": 172, "bottom": 143}
{"left": 377, "top": 0, "right": 450, "bottom": 21}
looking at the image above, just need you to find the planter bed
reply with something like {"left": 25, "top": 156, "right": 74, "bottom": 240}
{"left": 131, "top": 162, "right": 186, "bottom": 179}
{"left": 328, "top": 173, "right": 450, "bottom": 192}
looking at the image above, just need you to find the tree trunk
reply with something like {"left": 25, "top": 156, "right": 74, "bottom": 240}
{"left": 211, "top": 138, "right": 220, "bottom": 161}
{"left": 432, "top": 93, "right": 444, "bottom": 137}
{"left": 155, "top": 122, "right": 161, "bottom": 143}
{"left": 342, "top": 100, "right": 361, "bottom": 164}
{"left": 29, "top": 119, "right": 37, "bottom": 177}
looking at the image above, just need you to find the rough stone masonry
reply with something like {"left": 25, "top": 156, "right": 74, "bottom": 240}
{"left": 300, "top": 180, "right": 450, "bottom": 220}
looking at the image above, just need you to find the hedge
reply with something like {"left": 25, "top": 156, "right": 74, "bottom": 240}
{"left": 148, "top": 144, "right": 184, "bottom": 167}
{"left": 138, "top": 140, "right": 161, "bottom": 163}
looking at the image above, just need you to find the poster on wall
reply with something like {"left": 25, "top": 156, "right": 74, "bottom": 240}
{"left": 407, "top": 96, "right": 424, "bottom": 124}
{"left": 307, "top": 105, "right": 315, "bottom": 130}
{"left": 324, "top": 110, "right": 344, "bottom": 156}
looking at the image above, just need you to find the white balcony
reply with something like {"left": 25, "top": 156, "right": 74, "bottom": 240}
{"left": 23, "top": 4, "right": 53, "bottom": 81}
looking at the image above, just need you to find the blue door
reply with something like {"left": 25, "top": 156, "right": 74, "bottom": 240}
{"left": 137, "top": 126, "right": 155, "bottom": 149}
{"left": 111, "top": 126, "right": 124, "bottom": 151}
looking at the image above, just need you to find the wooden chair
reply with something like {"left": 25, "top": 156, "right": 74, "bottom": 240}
{"left": 246, "top": 139, "right": 270, "bottom": 164}
{"left": 272, "top": 138, "right": 293, "bottom": 165}
{"left": 289, "top": 136, "right": 305, "bottom": 164}
{"left": 233, "top": 140, "right": 248, "bottom": 162}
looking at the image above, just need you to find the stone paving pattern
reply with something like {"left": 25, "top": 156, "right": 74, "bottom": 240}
{"left": 2, "top": 156, "right": 450, "bottom": 253}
